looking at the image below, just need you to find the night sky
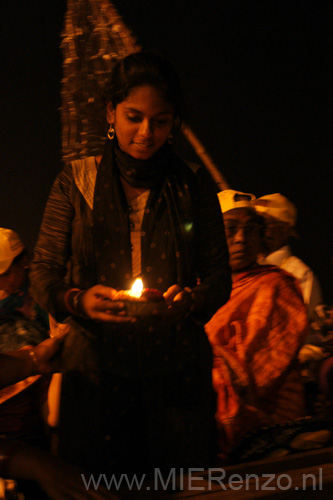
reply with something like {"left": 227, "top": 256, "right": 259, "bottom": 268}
{"left": 1, "top": 1, "right": 332, "bottom": 301}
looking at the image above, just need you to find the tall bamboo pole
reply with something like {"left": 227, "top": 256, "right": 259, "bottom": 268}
{"left": 182, "top": 123, "right": 229, "bottom": 190}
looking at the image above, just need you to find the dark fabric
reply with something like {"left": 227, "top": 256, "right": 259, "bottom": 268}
{"left": 318, "top": 356, "right": 333, "bottom": 400}
{"left": 93, "top": 138, "right": 218, "bottom": 293}
{"left": 0, "top": 281, "right": 49, "bottom": 331}
{"left": 31, "top": 143, "right": 231, "bottom": 322}
{"left": 0, "top": 376, "right": 50, "bottom": 443}
{"left": 30, "top": 138, "right": 231, "bottom": 472}
{"left": 0, "top": 314, "right": 47, "bottom": 353}
{"left": 0, "top": 314, "right": 50, "bottom": 451}
{"left": 227, "top": 416, "right": 333, "bottom": 464}
{"left": 59, "top": 316, "right": 216, "bottom": 473}
{"left": 114, "top": 138, "right": 169, "bottom": 188}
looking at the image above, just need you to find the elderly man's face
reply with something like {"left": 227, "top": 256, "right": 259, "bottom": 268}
{"left": 223, "top": 208, "right": 261, "bottom": 272}
{"left": 261, "top": 213, "right": 291, "bottom": 253}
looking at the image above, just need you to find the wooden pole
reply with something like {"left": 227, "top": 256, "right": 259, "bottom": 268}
{"left": 181, "top": 123, "right": 230, "bottom": 190}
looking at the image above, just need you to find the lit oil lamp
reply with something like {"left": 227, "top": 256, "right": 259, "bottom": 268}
{"left": 129, "top": 278, "right": 143, "bottom": 298}
{"left": 113, "top": 278, "right": 164, "bottom": 317}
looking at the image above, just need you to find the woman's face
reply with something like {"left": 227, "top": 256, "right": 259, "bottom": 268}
{"left": 107, "top": 85, "right": 175, "bottom": 160}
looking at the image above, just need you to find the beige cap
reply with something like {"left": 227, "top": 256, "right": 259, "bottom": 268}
{"left": 218, "top": 189, "right": 256, "bottom": 214}
{"left": 0, "top": 228, "right": 25, "bottom": 274}
{"left": 254, "top": 193, "right": 297, "bottom": 226}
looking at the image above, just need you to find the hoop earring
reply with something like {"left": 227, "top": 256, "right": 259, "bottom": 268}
{"left": 168, "top": 134, "right": 173, "bottom": 144}
{"left": 107, "top": 125, "right": 115, "bottom": 140}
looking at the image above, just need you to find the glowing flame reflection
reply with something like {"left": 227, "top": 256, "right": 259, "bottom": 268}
{"left": 130, "top": 278, "right": 143, "bottom": 297}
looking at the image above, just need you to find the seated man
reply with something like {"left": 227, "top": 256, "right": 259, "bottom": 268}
{"left": 205, "top": 190, "right": 309, "bottom": 458}
{"left": 253, "top": 193, "right": 323, "bottom": 328}
{"left": 0, "top": 228, "right": 48, "bottom": 328}
{"left": 253, "top": 195, "right": 330, "bottom": 412}
{"left": 0, "top": 228, "right": 50, "bottom": 445}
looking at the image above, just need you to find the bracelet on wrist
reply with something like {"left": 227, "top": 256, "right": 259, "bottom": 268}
{"left": 63, "top": 288, "right": 86, "bottom": 317}
{"left": 73, "top": 290, "right": 87, "bottom": 317}
{"left": 64, "top": 288, "right": 81, "bottom": 316}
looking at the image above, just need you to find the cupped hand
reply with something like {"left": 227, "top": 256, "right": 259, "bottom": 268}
{"left": 160, "top": 284, "right": 194, "bottom": 322}
{"left": 164, "top": 284, "right": 193, "bottom": 306}
{"left": 79, "top": 285, "right": 135, "bottom": 323}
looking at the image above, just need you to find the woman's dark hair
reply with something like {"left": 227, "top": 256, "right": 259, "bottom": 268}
{"left": 104, "top": 51, "right": 185, "bottom": 128}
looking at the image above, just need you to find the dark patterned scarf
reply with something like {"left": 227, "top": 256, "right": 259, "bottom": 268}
{"left": 114, "top": 140, "right": 169, "bottom": 189}
{"left": 92, "top": 138, "right": 199, "bottom": 292}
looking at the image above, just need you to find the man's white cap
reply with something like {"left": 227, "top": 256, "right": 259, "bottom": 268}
{"left": 254, "top": 193, "right": 297, "bottom": 227}
{"left": 0, "top": 228, "right": 25, "bottom": 274}
{"left": 218, "top": 189, "right": 256, "bottom": 214}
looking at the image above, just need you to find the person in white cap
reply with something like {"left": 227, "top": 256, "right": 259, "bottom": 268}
{"left": 255, "top": 196, "right": 333, "bottom": 420}
{"left": 0, "top": 228, "right": 48, "bottom": 328}
{"left": 0, "top": 228, "right": 27, "bottom": 302}
{"left": 254, "top": 193, "right": 323, "bottom": 327}
{"left": 0, "top": 227, "right": 53, "bottom": 477}
{"left": 205, "top": 190, "right": 309, "bottom": 458}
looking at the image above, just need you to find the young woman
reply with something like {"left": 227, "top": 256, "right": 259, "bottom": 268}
{"left": 30, "top": 51, "right": 231, "bottom": 474}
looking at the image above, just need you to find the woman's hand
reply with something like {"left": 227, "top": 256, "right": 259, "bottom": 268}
{"left": 161, "top": 284, "right": 194, "bottom": 322}
{"left": 79, "top": 285, "right": 135, "bottom": 323}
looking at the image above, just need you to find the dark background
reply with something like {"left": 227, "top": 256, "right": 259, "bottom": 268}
{"left": 1, "top": 1, "right": 332, "bottom": 302}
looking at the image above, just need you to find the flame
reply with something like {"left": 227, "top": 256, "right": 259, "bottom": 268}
{"left": 130, "top": 278, "right": 143, "bottom": 297}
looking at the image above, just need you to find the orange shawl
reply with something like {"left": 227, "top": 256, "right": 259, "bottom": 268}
{"left": 205, "top": 265, "right": 309, "bottom": 455}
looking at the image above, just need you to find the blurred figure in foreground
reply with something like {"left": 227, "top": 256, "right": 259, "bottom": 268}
{"left": 205, "top": 190, "right": 308, "bottom": 458}
{"left": 0, "top": 334, "right": 117, "bottom": 499}
{"left": 0, "top": 228, "right": 48, "bottom": 328}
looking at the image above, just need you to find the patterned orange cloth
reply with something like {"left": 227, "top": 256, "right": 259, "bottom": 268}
{"left": 205, "top": 265, "right": 309, "bottom": 455}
